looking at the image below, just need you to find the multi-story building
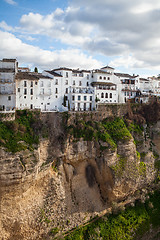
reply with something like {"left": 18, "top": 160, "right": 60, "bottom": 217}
{"left": 114, "top": 73, "right": 139, "bottom": 103}
{"left": 43, "top": 68, "right": 95, "bottom": 111}
{"left": 0, "top": 58, "right": 18, "bottom": 111}
{"left": 2, "top": 58, "right": 160, "bottom": 112}
{"left": 91, "top": 66, "right": 119, "bottom": 105}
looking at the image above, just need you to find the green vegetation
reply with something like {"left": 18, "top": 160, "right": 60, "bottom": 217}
{"left": 139, "top": 162, "right": 146, "bottom": 177}
{"left": 111, "top": 156, "right": 127, "bottom": 177}
{"left": 68, "top": 118, "right": 132, "bottom": 151}
{"left": 155, "top": 160, "right": 160, "bottom": 181}
{"left": 127, "top": 122, "right": 143, "bottom": 135}
{"left": 64, "top": 190, "right": 160, "bottom": 240}
{"left": 0, "top": 110, "right": 41, "bottom": 153}
{"left": 102, "top": 118, "right": 132, "bottom": 143}
{"left": 140, "top": 152, "right": 147, "bottom": 159}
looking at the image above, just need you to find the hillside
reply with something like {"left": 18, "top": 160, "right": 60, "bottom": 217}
{"left": 0, "top": 102, "right": 160, "bottom": 239}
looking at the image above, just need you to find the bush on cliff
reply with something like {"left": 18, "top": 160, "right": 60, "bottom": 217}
{"left": 68, "top": 118, "right": 131, "bottom": 151}
{"left": 0, "top": 110, "right": 40, "bottom": 153}
{"left": 64, "top": 190, "right": 160, "bottom": 240}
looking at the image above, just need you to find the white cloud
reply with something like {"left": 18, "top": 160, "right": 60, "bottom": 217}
{"left": 2, "top": 0, "right": 160, "bottom": 72}
{"left": 4, "top": 0, "right": 17, "bottom": 5}
{"left": 0, "top": 21, "right": 14, "bottom": 31}
{"left": 0, "top": 30, "right": 102, "bottom": 70}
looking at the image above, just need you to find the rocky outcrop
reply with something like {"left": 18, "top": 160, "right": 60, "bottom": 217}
{"left": 0, "top": 112, "right": 158, "bottom": 239}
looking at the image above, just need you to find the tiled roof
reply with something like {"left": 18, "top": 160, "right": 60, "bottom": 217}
{"left": 93, "top": 69, "right": 112, "bottom": 74}
{"left": 2, "top": 58, "right": 17, "bottom": 62}
{"left": 0, "top": 68, "right": 15, "bottom": 73}
{"left": 16, "top": 72, "right": 52, "bottom": 80}
{"left": 114, "top": 73, "right": 138, "bottom": 78}
{"left": 139, "top": 78, "right": 149, "bottom": 82}
{"left": 45, "top": 70, "right": 63, "bottom": 77}
{"left": 91, "top": 81, "right": 116, "bottom": 86}
{"left": 53, "top": 67, "right": 72, "bottom": 71}
{"left": 101, "top": 66, "right": 114, "bottom": 70}
{"left": 72, "top": 69, "right": 91, "bottom": 73}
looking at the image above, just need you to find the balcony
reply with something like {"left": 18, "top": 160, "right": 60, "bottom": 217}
{"left": 122, "top": 88, "right": 137, "bottom": 92}
{"left": 71, "top": 87, "right": 94, "bottom": 94}
{"left": 0, "top": 90, "right": 15, "bottom": 94}
{"left": 0, "top": 79, "right": 13, "bottom": 83}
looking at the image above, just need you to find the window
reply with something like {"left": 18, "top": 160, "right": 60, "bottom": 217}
{"left": 99, "top": 76, "right": 102, "bottom": 79}
{"left": 73, "top": 80, "right": 75, "bottom": 85}
{"left": 108, "top": 77, "right": 110, "bottom": 80}
{"left": 24, "top": 88, "right": 27, "bottom": 95}
{"left": 35, "top": 81, "right": 37, "bottom": 85}
{"left": 101, "top": 92, "right": 104, "bottom": 98}
{"left": 80, "top": 72, "right": 83, "bottom": 77}
{"left": 87, "top": 74, "right": 89, "bottom": 79}
{"left": 56, "top": 95, "right": 58, "bottom": 98}
{"left": 104, "top": 77, "right": 106, "bottom": 80}
{"left": 90, "top": 96, "right": 92, "bottom": 101}
{"left": 72, "top": 96, "right": 75, "bottom": 101}
{"left": 110, "top": 93, "right": 112, "bottom": 98}
{"left": 40, "top": 89, "right": 44, "bottom": 95}
{"left": 8, "top": 96, "right": 11, "bottom": 101}
{"left": 66, "top": 88, "right": 68, "bottom": 94}
{"left": 87, "top": 82, "right": 89, "bottom": 86}
{"left": 55, "top": 88, "right": 58, "bottom": 94}
{"left": 31, "top": 81, "right": 33, "bottom": 87}
{"left": 66, "top": 72, "right": 68, "bottom": 78}
{"left": 24, "top": 96, "right": 26, "bottom": 99}
{"left": 78, "top": 95, "right": 81, "bottom": 101}
{"left": 30, "top": 89, "right": 33, "bottom": 95}
{"left": 55, "top": 79, "right": 58, "bottom": 85}
{"left": 105, "top": 93, "right": 108, "bottom": 98}
{"left": 79, "top": 81, "right": 82, "bottom": 86}
{"left": 47, "top": 103, "right": 50, "bottom": 105}
{"left": 64, "top": 96, "right": 68, "bottom": 101}
{"left": 84, "top": 96, "right": 87, "bottom": 101}
{"left": 18, "top": 88, "right": 20, "bottom": 92}
{"left": 65, "top": 80, "right": 68, "bottom": 85}
{"left": 24, "top": 81, "right": 27, "bottom": 87}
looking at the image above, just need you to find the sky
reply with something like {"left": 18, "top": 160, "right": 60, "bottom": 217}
{"left": 0, "top": 0, "right": 160, "bottom": 77}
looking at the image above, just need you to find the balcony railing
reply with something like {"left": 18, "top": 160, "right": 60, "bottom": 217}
{"left": 70, "top": 87, "right": 94, "bottom": 94}
{"left": 0, "top": 91, "right": 15, "bottom": 94}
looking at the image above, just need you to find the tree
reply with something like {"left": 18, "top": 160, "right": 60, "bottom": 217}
{"left": 34, "top": 67, "right": 38, "bottom": 73}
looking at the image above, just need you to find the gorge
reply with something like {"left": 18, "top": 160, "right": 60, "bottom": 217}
{"left": 0, "top": 102, "right": 160, "bottom": 239}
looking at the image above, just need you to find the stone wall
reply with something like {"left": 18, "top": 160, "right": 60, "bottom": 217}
{"left": 0, "top": 111, "right": 15, "bottom": 121}
{"left": 67, "top": 103, "right": 128, "bottom": 125}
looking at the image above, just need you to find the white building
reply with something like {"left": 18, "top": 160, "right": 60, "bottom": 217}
{"left": 114, "top": 73, "right": 139, "bottom": 103}
{"left": 0, "top": 59, "right": 18, "bottom": 111}
{"left": 43, "top": 68, "right": 95, "bottom": 111}
{"left": 2, "top": 58, "right": 160, "bottom": 113}
{"left": 91, "top": 66, "right": 119, "bottom": 105}
{"left": 138, "top": 78, "right": 151, "bottom": 95}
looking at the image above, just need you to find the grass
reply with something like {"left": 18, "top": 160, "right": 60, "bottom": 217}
{"left": 64, "top": 189, "right": 160, "bottom": 240}
{"left": 0, "top": 110, "right": 41, "bottom": 153}
{"left": 68, "top": 118, "right": 132, "bottom": 151}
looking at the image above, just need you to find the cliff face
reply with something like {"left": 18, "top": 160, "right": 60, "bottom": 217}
{"left": 0, "top": 111, "right": 158, "bottom": 240}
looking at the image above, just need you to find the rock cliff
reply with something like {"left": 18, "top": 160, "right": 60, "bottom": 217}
{"left": 0, "top": 107, "right": 159, "bottom": 240}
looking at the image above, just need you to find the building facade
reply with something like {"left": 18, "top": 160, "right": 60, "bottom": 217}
{"left": 0, "top": 59, "right": 18, "bottom": 111}
{"left": 1, "top": 58, "right": 160, "bottom": 112}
